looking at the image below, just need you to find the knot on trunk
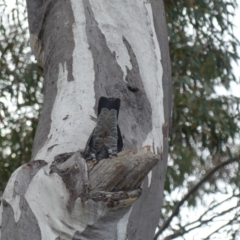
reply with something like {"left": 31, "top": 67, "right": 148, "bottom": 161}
{"left": 50, "top": 147, "right": 160, "bottom": 211}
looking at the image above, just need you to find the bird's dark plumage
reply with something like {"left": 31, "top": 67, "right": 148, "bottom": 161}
{"left": 82, "top": 97, "right": 123, "bottom": 161}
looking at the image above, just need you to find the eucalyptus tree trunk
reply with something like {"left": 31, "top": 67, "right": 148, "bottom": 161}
{"left": 0, "top": 0, "right": 171, "bottom": 239}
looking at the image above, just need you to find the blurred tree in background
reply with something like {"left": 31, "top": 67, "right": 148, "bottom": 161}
{"left": 0, "top": 0, "right": 43, "bottom": 193}
{"left": 158, "top": 0, "right": 240, "bottom": 239}
{"left": 0, "top": 0, "right": 239, "bottom": 239}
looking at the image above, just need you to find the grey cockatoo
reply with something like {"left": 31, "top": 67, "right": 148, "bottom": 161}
{"left": 82, "top": 97, "right": 123, "bottom": 161}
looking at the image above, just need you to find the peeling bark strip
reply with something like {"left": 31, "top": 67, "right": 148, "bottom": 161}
{"left": 72, "top": 206, "right": 132, "bottom": 240}
{"left": 26, "top": 0, "right": 75, "bottom": 82}
{"left": 1, "top": 160, "right": 46, "bottom": 240}
{"left": 127, "top": 1, "right": 172, "bottom": 239}
{"left": 26, "top": 0, "right": 75, "bottom": 158}
{"left": 13, "top": 160, "right": 47, "bottom": 197}
{"left": 1, "top": 198, "right": 41, "bottom": 240}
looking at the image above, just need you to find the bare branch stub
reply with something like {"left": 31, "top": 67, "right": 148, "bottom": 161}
{"left": 50, "top": 148, "right": 160, "bottom": 208}
{"left": 88, "top": 148, "right": 160, "bottom": 192}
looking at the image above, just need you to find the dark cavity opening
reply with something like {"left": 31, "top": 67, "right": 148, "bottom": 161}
{"left": 127, "top": 85, "right": 139, "bottom": 93}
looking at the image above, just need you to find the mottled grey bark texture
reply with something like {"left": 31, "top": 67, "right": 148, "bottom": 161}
{"left": 127, "top": 0, "right": 172, "bottom": 239}
{"left": 1, "top": 161, "right": 47, "bottom": 240}
{"left": 72, "top": 208, "right": 130, "bottom": 240}
{"left": 1, "top": 198, "right": 41, "bottom": 240}
{"left": 27, "top": 0, "right": 75, "bottom": 159}
{"left": 82, "top": 0, "right": 152, "bottom": 150}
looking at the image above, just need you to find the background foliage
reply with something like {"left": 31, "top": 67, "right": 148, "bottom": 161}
{"left": 165, "top": 0, "right": 240, "bottom": 192}
{"left": 159, "top": 0, "right": 240, "bottom": 238}
{"left": 0, "top": 0, "right": 240, "bottom": 238}
{"left": 0, "top": 0, "right": 43, "bottom": 193}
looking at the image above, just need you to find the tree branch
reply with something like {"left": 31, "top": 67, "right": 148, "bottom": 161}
{"left": 154, "top": 156, "right": 240, "bottom": 240}
{"left": 163, "top": 203, "right": 239, "bottom": 240}
{"left": 183, "top": 194, "right": 239, "bottom": 229}
{"left": 204, "top": 218, "right": 237, "bottom": 239}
